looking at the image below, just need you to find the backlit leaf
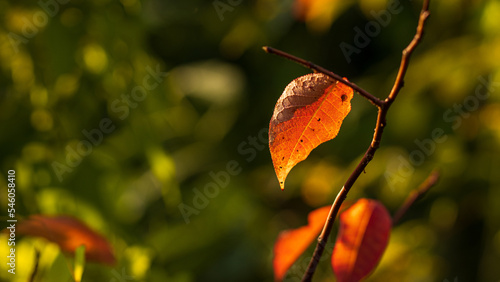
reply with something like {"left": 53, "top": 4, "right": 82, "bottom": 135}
{"left": 15, "top": 215, "right": 115, "bottom": 265}
{"left": 273, "top": 206, "right": 330, "bottom": 281}
{"left": 269, "top": 73, "right": 353, "bottom": 190}
{"left": 332, "top": 199, "right": 391, "bottom": 282}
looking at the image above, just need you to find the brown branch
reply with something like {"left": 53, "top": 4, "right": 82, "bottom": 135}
{"left": 29, "top": 249, "right": 40, "bottom": 282}
{"left": 262, "top": 46, "right": 384, "bottom": 107}
{"left": 392, "top": 169, "right": 440, "bottom": 225}
{"left": 263, "top": 1, "right": 431, "bottom": 280}
{"left": 300, "top": 1, "right": 432, "bottom": 281}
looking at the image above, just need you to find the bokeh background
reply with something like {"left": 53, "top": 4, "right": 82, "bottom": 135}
{"left": 1, "top": 0, "right": 500, "bottom": 281}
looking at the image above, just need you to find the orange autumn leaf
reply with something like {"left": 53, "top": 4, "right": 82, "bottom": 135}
{"left": 15, "top": 215, "right": 115, "bottom": 265}
{"left": 273, "top": 206, "right": 330, "bottom": 281}
{"left": 332, "top": 199, "right": 391, "bottom": 282}
{"left": 294, "top": 0, "right": 352, "bottom": 32}
{"left": 269, "top": 73, "right": 353, "bottom": 190}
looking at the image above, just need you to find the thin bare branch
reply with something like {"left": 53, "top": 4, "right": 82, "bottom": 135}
{"left": 392, "top": 169, "right": 440, "bottom": 225}
{"left": 301, "top": 1, "right": 431, "bottom": 281}
{"left": 262, "top": 46, "right": 384, "bottom": 107}
{"left": 386, "top": 8, "right": 430, "bottom": 103}
{"left": 29, "top": 249, "right": 40, "bottom": 282}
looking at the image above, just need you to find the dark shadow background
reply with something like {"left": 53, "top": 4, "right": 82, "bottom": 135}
{"left": 1, "top": 0, "right": 500, "bottom": 281}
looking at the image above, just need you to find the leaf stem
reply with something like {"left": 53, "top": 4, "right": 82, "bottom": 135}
{"left": 262, "top": 46, "right": 384, "bottom": 108}
{"left": 299, "top": 1, "right": 431, "bottom": 281}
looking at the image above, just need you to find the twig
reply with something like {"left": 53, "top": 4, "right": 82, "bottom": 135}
{"left": 264, "top": 1, "right": 431, "bottom": 280}
{"left": 392, "top": 169, "right": 440, "bottom": 225}
{"left": 29, "top": 249, "right": 40, "bottom": 282}
{"left": 262, "top": 46, "right": 384, "bottom": 107}
{"left": 299, "top": 1, "right": 431, "bottom": 281}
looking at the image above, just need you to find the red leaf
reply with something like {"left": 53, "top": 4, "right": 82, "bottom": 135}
{"left": 273, "top": 206, "right": 330, "bottom": 281}
{"left": 269, "top": 73, "right": 353, "bottom": 190}
{"left": 15, "top": 215, "right": 115, "bottom": 265}
{"left": 332, "top": 199, "right": 391, "bottom": 282}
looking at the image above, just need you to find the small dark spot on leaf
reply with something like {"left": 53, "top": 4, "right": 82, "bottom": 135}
{"left": 282, "top": 157, "right": 284, "bottom": 160}
{"left": 317, "top": 118, "right": 321, "bottom": 121}
{"left": 279, "top": 166, "right": 282, "bottom": 169}
{"left": 300, "top": 139, "right": 303, "bottom": 142}
{"left": 341, "top": 94, "right": 348, "bottom": 102}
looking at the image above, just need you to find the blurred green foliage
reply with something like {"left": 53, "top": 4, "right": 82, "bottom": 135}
{"left": 1, "top": 0, "right": 500, "bottom": 281}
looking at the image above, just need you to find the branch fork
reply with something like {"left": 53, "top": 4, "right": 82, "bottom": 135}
{"left": 264, "top": 1, "right": 432, "bottom": 281}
